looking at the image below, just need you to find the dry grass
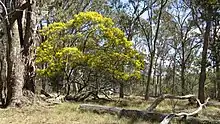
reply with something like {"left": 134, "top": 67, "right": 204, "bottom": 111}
{"left": 0, "top": 102, "right": 152, "bottom": 124}
{"left": 0, "top": 96, "right": 219, "bottom": 124}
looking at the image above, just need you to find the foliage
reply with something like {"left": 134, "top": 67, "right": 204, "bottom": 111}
{"left": 36, "top": 11, "right": 144, "bottom": 82}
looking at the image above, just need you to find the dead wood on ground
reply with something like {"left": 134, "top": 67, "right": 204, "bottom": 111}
{"left": 79, "top": 94, "right": 220, "bottom": 124}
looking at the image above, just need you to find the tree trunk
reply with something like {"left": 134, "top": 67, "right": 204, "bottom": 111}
{"left": 145, "top": 0, "right": 167, "bottom": 100}
{"left": 215, "top": 25, "right": 220, "bottom": 101}
{"left": 0, "top": 19, "right": 7, "bottom": 106}
{"left": 212, "top": 13, "right": 220, "bottom": 101}
{"left": 67, "top": 84, "right": 71, "bottom": 95}
{"left": 172, "top": 53, "right": 176, "bottom": 94}
{"left": 155, "top": 75, "right": 159, "bottom": 97}
{"left": 6, "top": 21, "right": 24, "bottom": 107}
{"left": 145, "top": 54, "right": 154, "bottom": 100}
{"left": 198, "top": 16, "right": 211, "bottom": 103}
{"left": 153, "top": 71, "right": 156, "bottom": 96}
{"left": 181, "top": 61, "right": 186, "bottom": 95}
{"left": 119, "top": 82, "right": 124, "bottom": 98}
{"left": 41, "top": 64, "right": 46, "bottom": 91}
{"left": 23, "top": 0, "right": 37, "bottom": 93}
{"left": 154, "top": 57, "right": 158, "bottom": 96}
{"left": 180, "top": 29, "right": 186, "bottom": 96}
{"left": 0, "top": 0, "right": 36, "bottom": 107}
{"left": 73, "top": 83, "right": 79, "bottom": 94}
{"left": 159, "top": 60, "right": 162, "bottom": 95}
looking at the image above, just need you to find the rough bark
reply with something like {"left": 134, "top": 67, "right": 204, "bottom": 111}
{"left": 6, "top": 21, "right": 24, "bottom": 107}
{"left": 22, "top": 0, "right": 37, "bottom": 93}
{"left": 0, "top": 0, "right": 36, "bottom": 107}
{"left": 0, "top": 18, "right": 7, "bottom": 106}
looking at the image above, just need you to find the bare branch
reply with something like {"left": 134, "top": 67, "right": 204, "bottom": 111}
{"left": 176, "top": 97, "right": 210, "bottom": 117}
{"left": 161, "top": 97, "right": 210, "bottom": 124}
{"left": 146, "top": 94, "right": 196, "bottom": 112}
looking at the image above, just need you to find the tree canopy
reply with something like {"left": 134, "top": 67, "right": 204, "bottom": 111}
{"left": 36, "top": 11, "right": 143, "bottom": 82}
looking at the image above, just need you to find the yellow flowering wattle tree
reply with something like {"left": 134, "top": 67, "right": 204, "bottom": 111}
{"left": 36, "top": 12, "right": 143, "bottom": 98}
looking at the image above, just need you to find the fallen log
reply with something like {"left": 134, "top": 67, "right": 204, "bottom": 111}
{"left": 79, "top": 104, "right": 220, "bottom": 124}
{"left": 80, "top": 104, "right": 166, "bottom": 122}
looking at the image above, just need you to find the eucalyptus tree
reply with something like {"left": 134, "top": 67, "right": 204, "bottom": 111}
{"left": 168, "top": 0, "right": 201, "bottom": 95}
{"left": 155, "top": 10, "right": 177, "bottom": 95}
{"left": 36, "top": 12, "right": 144, "bottom": 100}
{"left": 0, "top": 0, "right": 37, "bottom": 107}
{"left": 209, "top": 1, "right": 220, "bottom": 100}
{"left": 138, "top": 0, "right": 168, "bottom": 100}
{"left": 186, "top": 0, "right": 217, "bottom": 103}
